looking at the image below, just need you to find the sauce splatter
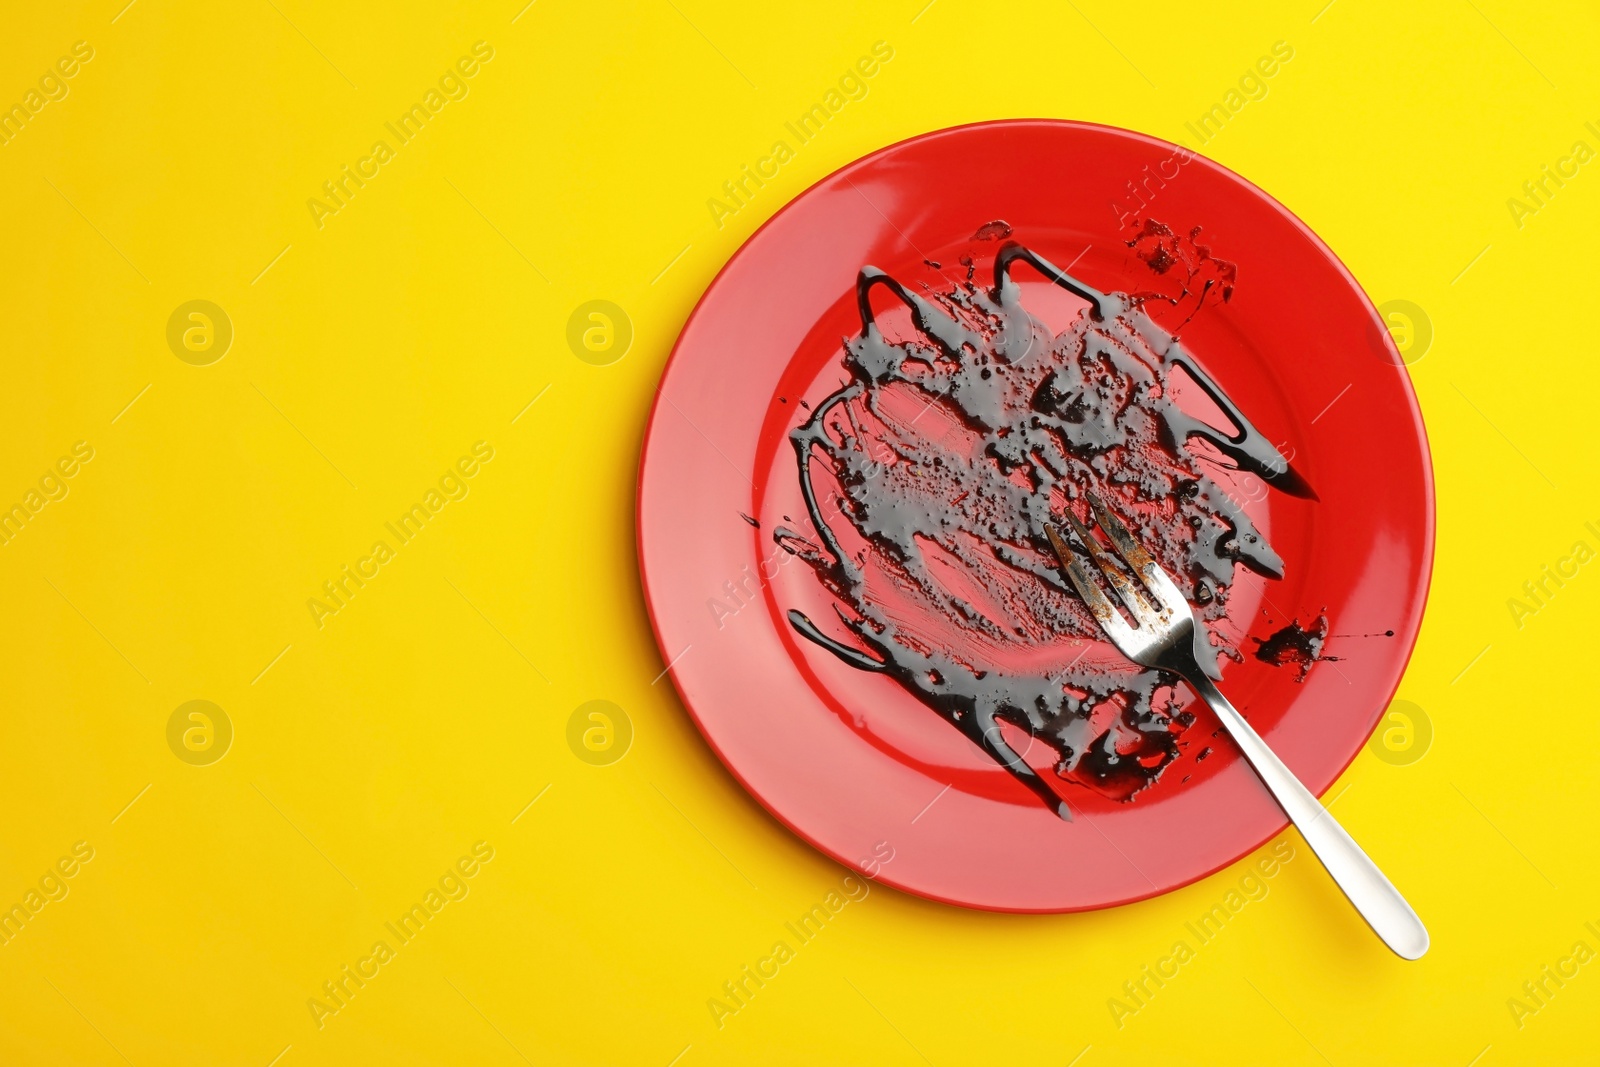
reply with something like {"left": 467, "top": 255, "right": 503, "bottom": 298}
{"left": 1252, "top": 615, "right": 1337, "bottom": 681}
{"left": 778, "top": 232, "right": 1311, "bottom": 817}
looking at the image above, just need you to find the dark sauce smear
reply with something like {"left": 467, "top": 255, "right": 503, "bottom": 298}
{"left": 1253, "top": 615, "right": 1337, "bottom": 682}
{"left": 777, "top": 232, "right": 1313, "bottom": 818}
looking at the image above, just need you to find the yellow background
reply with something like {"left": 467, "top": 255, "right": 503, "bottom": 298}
{"left": 0, "top": 1, "right": 1595, "bottom": 1063}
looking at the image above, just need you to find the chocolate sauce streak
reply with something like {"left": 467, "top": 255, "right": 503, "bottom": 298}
{"left": 779, "top": 234, "right": 1313, "bottom": 817}
{"left": 1253, "top": 615, "right": 1337, "bottom": 682}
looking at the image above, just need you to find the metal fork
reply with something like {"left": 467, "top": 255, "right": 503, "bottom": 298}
{"left": 1045, "top": 497, "right": 1429, "bottom": 960}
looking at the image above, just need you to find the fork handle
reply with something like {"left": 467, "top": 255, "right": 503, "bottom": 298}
{"left": 1187, "top": 673, "right": 1430, "bottom": 960}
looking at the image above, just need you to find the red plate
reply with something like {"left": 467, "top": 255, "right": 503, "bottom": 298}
{"left": 637, "top": 120, "right": 1432, "bottom": 912}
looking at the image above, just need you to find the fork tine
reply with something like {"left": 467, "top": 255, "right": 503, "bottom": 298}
{"left": 1087, "top": 493, "right": 1188, "bottom": 613}
{"left": 1059, "top": 508, "right": 1159, "bottom": 625}
{"left": 1044, "top": 524, "right": 1137, "bottom": 648}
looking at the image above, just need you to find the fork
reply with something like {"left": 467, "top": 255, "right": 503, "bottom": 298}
{"left": 1045, "top": 496, "right": 1429, "bottom": 960}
